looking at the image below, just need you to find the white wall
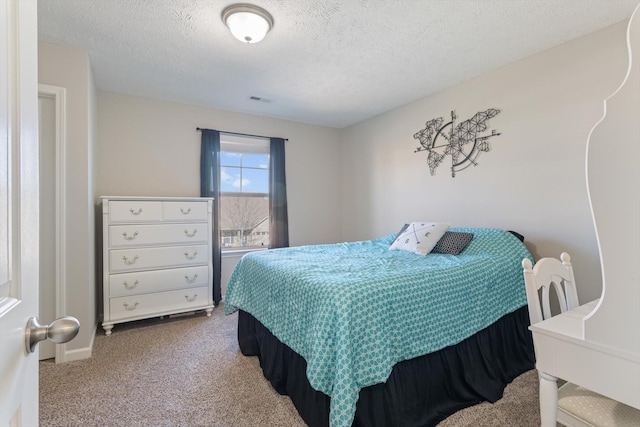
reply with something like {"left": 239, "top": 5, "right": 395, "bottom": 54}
{"left": 96, "top": 92, "right": 343, "bottom": 247}
{"left": 340, "top": 21, "right": 630, "bottom": 305}
{"left": 38, "top": 42, "right": 97, "bottom": 356}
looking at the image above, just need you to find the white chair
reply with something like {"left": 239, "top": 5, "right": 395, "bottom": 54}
{"left": 522, "top": 253, "right": 640, "bottom": 427}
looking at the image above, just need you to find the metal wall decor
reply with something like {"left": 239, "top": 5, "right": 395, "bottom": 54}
{"left": 413, "top": 109, "right": 501, "bottom": 177}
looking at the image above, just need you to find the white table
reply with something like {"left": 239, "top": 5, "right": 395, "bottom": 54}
{"left": 529, "top": 299, "right": 640, "bottom": 426}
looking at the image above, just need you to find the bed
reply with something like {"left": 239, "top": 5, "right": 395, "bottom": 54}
{"left": 224, "top": 227, "right": 535, "bottom": 427}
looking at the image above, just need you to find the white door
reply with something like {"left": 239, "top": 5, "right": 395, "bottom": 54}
{"left": 0, "top": 0, "right": 40, "bottom": 425}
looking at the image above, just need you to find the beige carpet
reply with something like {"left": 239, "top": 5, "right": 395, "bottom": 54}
{"left": 40, "top": 305, "right": 541, "bottom": 426}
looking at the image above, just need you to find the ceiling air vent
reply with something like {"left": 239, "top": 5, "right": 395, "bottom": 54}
{"left": 249, "top": 95, "right": 273, "bottom": 103}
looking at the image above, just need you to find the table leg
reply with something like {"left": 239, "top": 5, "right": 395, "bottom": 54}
{"left": 538, "top": 370, "right": 558, "bottom": 427}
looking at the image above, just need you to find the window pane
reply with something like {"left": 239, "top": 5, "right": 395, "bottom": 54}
{"left": 219, "top": 195, "right": 269, "bottom": 249}
{"left": 221, "top": 166, "right": 242, "bottom": 192}
{"left": 221, "top": 152, "right": 241, "bottom": 167}
{"left": 242, "top": 153, "right": 269, "bottom": 169}
{"left": 219, "top": 141, "right": 270, "bottom": 250}
{"left": 242, "top": 168, "right": 268, "bottom": 193}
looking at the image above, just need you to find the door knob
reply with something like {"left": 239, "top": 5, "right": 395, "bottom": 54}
{"left": 25, "top": 316, "right": 80, "bottom": 353}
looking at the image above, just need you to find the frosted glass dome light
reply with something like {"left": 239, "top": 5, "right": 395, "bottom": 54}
{"left": 222, "top": 4, "right": 274, "bottom": 44}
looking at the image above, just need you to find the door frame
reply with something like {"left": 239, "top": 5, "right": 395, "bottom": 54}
{"left": 38, "top": 84, "right": 68, "bottom": 363}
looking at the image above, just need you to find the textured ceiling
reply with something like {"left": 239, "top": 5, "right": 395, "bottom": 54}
{"left": 38, "top": 0, "right": 639, "bottom": 128}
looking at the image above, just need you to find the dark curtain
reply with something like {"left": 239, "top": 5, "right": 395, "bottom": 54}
{"left": 269, "top": 138, "right": 289, "bottom": 248}
{"left": 200, "top": 129, "right": 222, "bottom": 305}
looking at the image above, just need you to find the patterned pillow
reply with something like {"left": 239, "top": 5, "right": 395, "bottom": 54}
{"left": 432, "top": 231, "right": 474, "bottom": 255}
{"left": 389, "top": 222, "right": 450, "bottom": 255}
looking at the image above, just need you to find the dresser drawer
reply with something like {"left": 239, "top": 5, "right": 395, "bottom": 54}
{"left": 109, "top": 201, "right": 162, "bottom": 223}
{"left": 163, "top": 201, "right": 209, "bottom": 221}
{"left": 108, "top": 266, "right": 210, "bottom": 297}
{"left": 109, "top": 244, "right": 209, "bottom": 272}
{"left": 109, "top": 286, "right": 209, "bottom": 321}
{"left": 109, "top": 223, "right": 209, "bottom": 247}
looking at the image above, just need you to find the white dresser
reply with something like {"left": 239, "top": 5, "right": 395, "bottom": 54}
{"left": 101, "top": 196, "right": 214, "bottom": 335}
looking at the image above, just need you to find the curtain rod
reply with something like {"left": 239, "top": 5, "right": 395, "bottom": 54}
{"left": 196, "top": 127, "right": 288, "bottom": 142}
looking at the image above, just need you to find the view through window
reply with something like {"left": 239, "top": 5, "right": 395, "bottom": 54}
{"left": 220, "top": 135, "right": 269, "bottom": 250}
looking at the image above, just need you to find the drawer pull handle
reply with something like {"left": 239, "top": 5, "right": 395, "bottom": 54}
{"left": 123, "top": 280, "right": 139, "bottom": 290}
{"left": 123, "top": 255, "right": 139, "bottom": 265}
{"left": 185, "top": 274, "right": 198, "bottom": 283}
{"left": 184, "top": 229, "right": 197, "bottom": 238}
{"left": 123, "top": 302, "right": 139, "bottom": 311}
{"left": 185, "top": 294, "right": 198, "bottom": 302}
{"left": 122, "top": 231, "right": 138, "bottom": 241}
{"left": 129, "top": 208, "right": 143, "bottom": 215}
{"left": 184, "top": 251, "right": 198, "bottom": 260}
{"left": 180, "top": 207, "right": 192, "bottom": 215}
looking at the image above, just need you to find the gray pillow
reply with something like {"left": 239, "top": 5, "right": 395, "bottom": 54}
{"left": 394, "top": 223, "right": 410, "bottom": 240}
{"left": 431, "top": 231, "right": 474, "bottom": 255}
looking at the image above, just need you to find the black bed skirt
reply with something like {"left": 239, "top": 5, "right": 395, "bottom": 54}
{"left": 238, "top": 306, "right": 535, "bottom": 427}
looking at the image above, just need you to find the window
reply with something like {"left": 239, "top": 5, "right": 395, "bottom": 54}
{"left": 219, "top": 134, "right": 269, "bottom": 251}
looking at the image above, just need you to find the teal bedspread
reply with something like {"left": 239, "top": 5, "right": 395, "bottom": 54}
{"left": 224, "top": 228, "right": 533, "bottom": 427}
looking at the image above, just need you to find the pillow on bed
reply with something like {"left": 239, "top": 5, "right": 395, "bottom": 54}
{"left": 431, "top": 231, "right": 474, "bottom": 255}
{"left": 394, "top": 223, "right": 410, "bottom": 238}
{"left": 507, "top": 230, "right": 525, "bottom": 242}
{"left": 389, "top": 222, "right": 450, "bottom": 255}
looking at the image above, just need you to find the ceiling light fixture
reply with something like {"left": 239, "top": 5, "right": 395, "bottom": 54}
{"left": 222, "top": 3, "right": 274, "bottom": 44}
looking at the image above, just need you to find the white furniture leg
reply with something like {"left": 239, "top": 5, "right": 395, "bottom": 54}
{"left": 103, "top": 324, "right": 114, "bottom": 336}
{"left": 539, "top": 371, "right": 558, "bottom": 427}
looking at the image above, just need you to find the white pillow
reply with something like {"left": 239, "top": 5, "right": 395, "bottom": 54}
{"left": 389, "top": 222, "right": 451, "bottom": 255}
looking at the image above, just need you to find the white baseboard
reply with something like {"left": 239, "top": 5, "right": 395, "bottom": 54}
{"left": 58, "top": 322, "right": 96, "bottom": 363}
